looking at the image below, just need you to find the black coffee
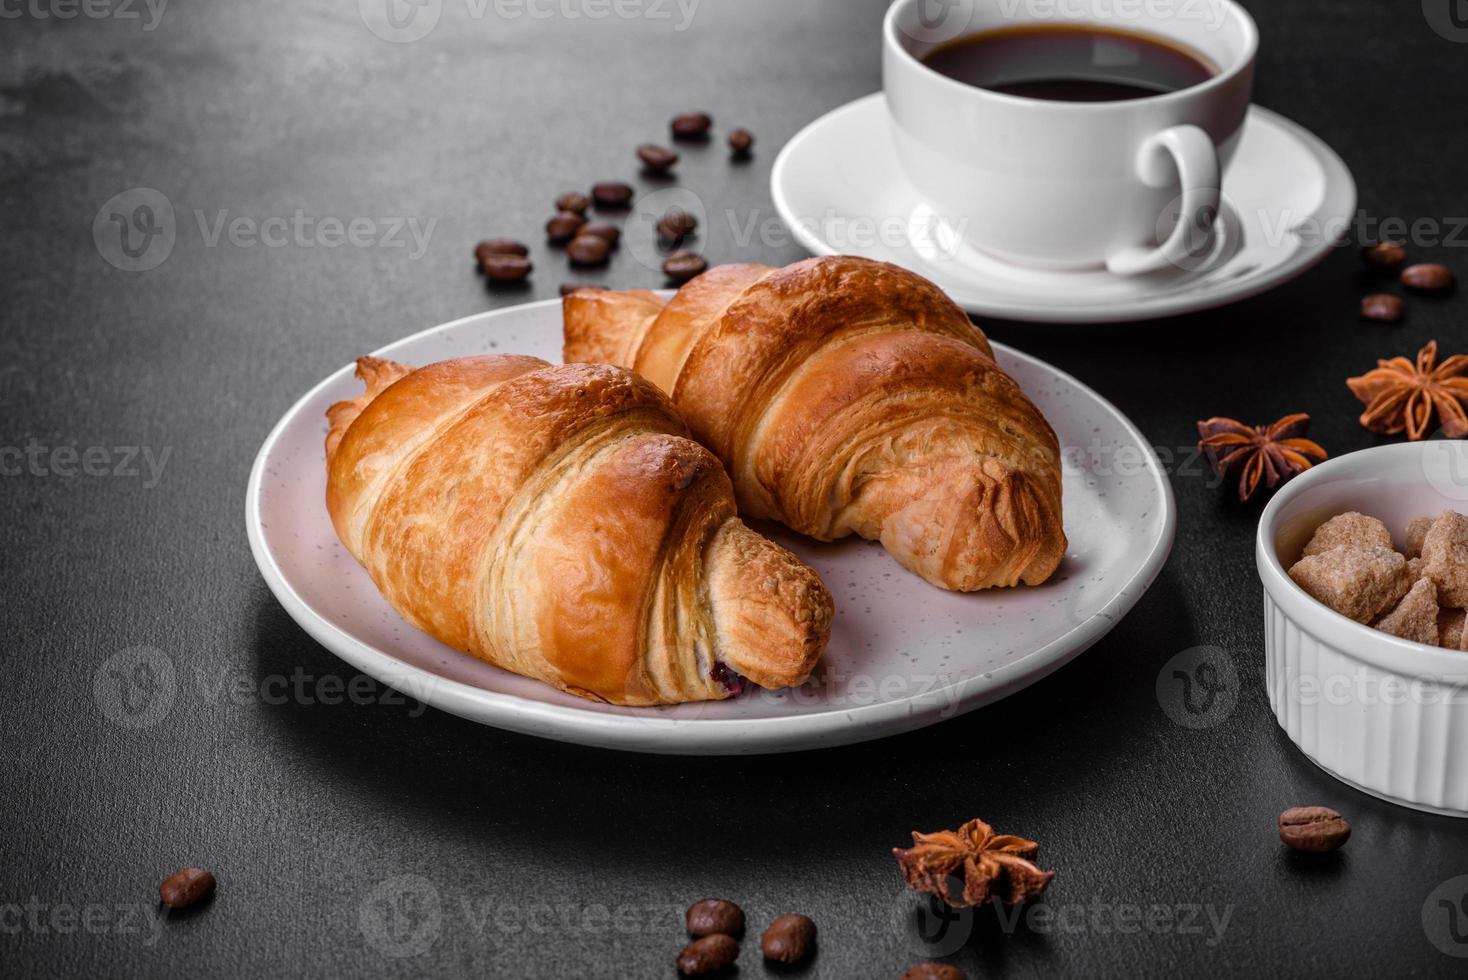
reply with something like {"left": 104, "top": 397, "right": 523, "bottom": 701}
{"left": 922, "top": 24, "right": 1218, "bottom": 102}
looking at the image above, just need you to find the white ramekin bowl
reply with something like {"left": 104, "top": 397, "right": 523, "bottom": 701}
{"left": 1257, "top": 441, "right": 1468, "bottom": 816}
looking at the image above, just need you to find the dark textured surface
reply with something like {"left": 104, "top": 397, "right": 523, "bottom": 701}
{"left": 3, "top": 1, "right": 1468, "bottom": 977}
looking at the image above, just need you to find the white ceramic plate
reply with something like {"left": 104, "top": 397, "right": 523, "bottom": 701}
{"left": 246, "top": 299, "right": 1176, "bottom": 754}
{"left": 771, "top": 94, "right": 1357, "bottom": 323}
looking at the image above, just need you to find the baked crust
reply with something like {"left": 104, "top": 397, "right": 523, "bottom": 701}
{"left": 325, "top": 355, "right": 832, "bottom": 705}
{"left": 563, "top": 256, "right": 1066, "bottom": 590}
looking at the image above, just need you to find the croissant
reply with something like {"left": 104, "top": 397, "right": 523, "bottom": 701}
{"left": 324, "top": 354, "right": 833, "bottom": 706}
{"left": 563, "top": 256, "right": 1066, "bottom": 591}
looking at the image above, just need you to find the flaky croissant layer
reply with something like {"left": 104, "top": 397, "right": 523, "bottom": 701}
{"left": 324, "top": 354, "right": 832, "bottom": 705}
{"left": 563, "top": 256, "right": 1067, "bottom": 591}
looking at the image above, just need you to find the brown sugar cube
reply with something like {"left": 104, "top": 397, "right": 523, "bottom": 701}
{"left": 1302, "top": 512, "right": 1394, "bottom": 558}
{"left": 1438, "top": 608, "right": 1466, "bottom": 650}
{"left": 1406, "top": 517, "right": 1434, "bottom": 559}
{"left": 1289, "top": 545, "right": 1413, "bottom": 624}
{"left": 1409, "top": 556, "right": 1425, "bottom": 582}
{"left": 1422, "top": 512, "right": 1468, "bottom": 607}
{"left": 1375, "top": 577, "right": 1440, "bottom": 645}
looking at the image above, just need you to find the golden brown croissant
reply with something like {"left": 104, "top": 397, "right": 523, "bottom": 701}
{"left": 563, "top": 256, "right": 1066, "bottom": 591}
{"left": 324, "top": 354, "right": 832, "bottom": 705}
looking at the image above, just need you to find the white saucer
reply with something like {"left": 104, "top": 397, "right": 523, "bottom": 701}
{"left": 771, "top": 94, "right": 1356, "bottom": 324}
{"left": 246, "top": 298, "right": 1175, "bottom": 755}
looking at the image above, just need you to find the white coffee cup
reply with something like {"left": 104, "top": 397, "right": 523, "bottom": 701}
{"left": 883, "top": 0, "right": 1257, "bottom": 274}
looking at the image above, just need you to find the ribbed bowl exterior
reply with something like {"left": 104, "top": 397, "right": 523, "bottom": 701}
{"left": 1264, "top": 591, "right": 1468, "bottom": 815}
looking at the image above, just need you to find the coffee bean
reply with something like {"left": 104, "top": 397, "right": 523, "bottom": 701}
{"left": 686, "top": 898, "right": 745, "bottom": 938}
{"left": 546, "top": 211, "right": 586, "bottom": 245}
{"left": 637, "top": 144, "right": 679, "bottom": 174}
{"left": 760, "top": 913, "right": 816, "bottom": 964}
{"left": 671, "top": 111, "right": 713, "bottom": 140}
{"left": 662, "top": 249, "right": 707, "bottom": 284}
{"left": 474, "top": 238, "right": 529, "bottom": 262}
{"left": 555, "top": 191, "right": 591, "bottom": 215}
{"left": 159, "top": 868, "right": 216, "bottom": 910}
{"left": 657, "top": 208, "right": 698, "bottom": 245}
{"left": 567, "top": 234, "right": 611, "bottom": 267}
{"left": 901, "top": 964, "right": 966, "bottom": 980}
{"left": 1360, "top": 293, "right": 1404, "bottom": 323}
{"left": 480, "top": 254, "right": 532, "bottom": 283}
{"left": 727, "top": 127, "right": 754, "bottom": 157}
{"left": 1278, "top": 806, "right": 1350, "bottom": 853}
{"left": 1401, "top": 262, "right": 1455, "bottom": 292}
{"left": 1361, "top": 241, "right": 1407, "bottom": 270}
{"left": 592, "top": 182, "right": 635, "bottom": 209}
{"left": 560, "top": 283, "right": 603, "bottom": 297}
{"left": 579, "top": 221, "right": 620, "bottom": 248}
{"left": 676, "top": 933, "right": 738, "bottom": 975}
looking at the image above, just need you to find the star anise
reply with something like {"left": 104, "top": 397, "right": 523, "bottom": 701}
{"left": 1346, "top": 340, "right": 1468, "bottom": 440}
{"left": 1196, "top": 413, "right": 1328, "bottom": 503}
{"left": 892, "top": 818, "right": 1055, "bottom": 908}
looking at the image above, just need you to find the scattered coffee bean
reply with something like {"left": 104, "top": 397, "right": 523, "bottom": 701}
{"left": 159, "top": 868, "right": 216, "bottom": 910}
{"left": 902, "top": 964, "right": 966, "bottom": 980}
{"left": 1401, "top": 262, "right": 1455, "bottom": 292}
{"left": 560, "top": 282, "right": 602, "bottom": 297}
{"left": 1278, "top": 806, "right": 1351, "bottom": 853}
{"left": 1361, "top": 293, "right": 1404, "bottom": 323}
{"left": 480, "top": 254, "right": 532, "bottom": 283}
{"left": 546, "top": 211, "right": 587, "bottom": 245}
{"left": 474, "top": 238, "right": 529, "bottom": 263}
{"left": 727, "top": 127, "right": 754, "bottom": 157}
{"left": 1361, "top": 241, "right": 1407, "bottom": 270}
{"left": 566, "top": 234, "right": 611, "bottom": 267}
{"left": 579, "top": 221, "right": 620, "bottom": 248}
{"left": 555, "top": 191, "right": 591, "bottom": 215}
{"left": 686, "top": 898, "right": 745, "bottom": 938}
{"left": 637, "top": 144, "right": 679, "bottom": 174}
{"left": 761, "top": 913, "right": 816, "bottom": 964}
{"left": 592, "top": 181, "right": 635, "bottom": 209}
{"left": 662, "top": 249, "right": 708, "bottom": 283}
{"left": 676, "top": 933, "right": 738, "bottom": 975}
{"left": 657, "top": 208, "right": 698, "bottom": 245}
{"left": 671, "top": 111, "right": 713, "bottom": 140}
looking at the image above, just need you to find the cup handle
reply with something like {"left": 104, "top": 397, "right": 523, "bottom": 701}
{"left": 1104, "top": 124, "right": 1220, "bottom": 276}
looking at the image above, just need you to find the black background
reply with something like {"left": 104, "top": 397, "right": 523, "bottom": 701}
{"left": 4, "top": 0, "right": 1468, "bottom": 976}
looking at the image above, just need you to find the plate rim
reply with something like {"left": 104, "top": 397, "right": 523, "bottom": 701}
{"left": 245, "top": 298, "right": 1178, "bottom": 754}
{"left": 770, "top": 93, "right": 1358, "bottom": 324}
